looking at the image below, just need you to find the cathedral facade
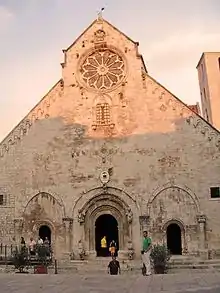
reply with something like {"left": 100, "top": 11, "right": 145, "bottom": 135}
{"left": 0, "top": 17, "right": 220, "bottom": 260}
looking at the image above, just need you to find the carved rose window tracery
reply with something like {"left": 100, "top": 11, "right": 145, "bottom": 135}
{"left": 80, "top": 49, "right": 125, "bottom": 91}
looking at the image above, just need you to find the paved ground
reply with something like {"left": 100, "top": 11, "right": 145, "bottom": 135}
{"left": 0, "top": 272, "right": 220, "bottom": 293}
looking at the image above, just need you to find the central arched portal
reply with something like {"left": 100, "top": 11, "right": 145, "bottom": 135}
{"left": 167, "top": 223, "right": 182, "bottom": 255}
{"left": 95, "top": 214, "right": 119, "bottom": 257}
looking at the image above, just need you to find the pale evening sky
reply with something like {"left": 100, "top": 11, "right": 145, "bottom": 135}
{"left": 0, "top": 0, "right": 220, "bottom": 141}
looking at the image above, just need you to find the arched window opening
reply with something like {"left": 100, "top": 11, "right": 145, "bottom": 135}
{"left": 96, "top": 103, "right": 111, "bottom": 125}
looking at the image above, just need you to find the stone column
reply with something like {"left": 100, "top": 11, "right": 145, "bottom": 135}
{"left": 14, "top": 218, "right": 23, "bottom": 243}
{"left": 197, "top": 214, "right": 207, "bottom": 259}
{"left": 77, "top": 210, "right": 87, "bottom": 258}
{"left": 126, "top": 208, "right": 133, "bottom": 240}
{"left": 77, "top": 210, "right": 85, "bottom": 238}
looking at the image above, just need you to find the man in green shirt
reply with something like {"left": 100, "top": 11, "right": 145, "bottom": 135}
{"left": 141, "top": 231, "right": 152, "bottom": 276}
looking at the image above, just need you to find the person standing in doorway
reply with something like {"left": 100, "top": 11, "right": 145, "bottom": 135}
{"left": 37, "top": 236, "right": 43, "bottom": 245}
{"left": 107, "top": 256, "right": 121, "bottom": 275}
{"left": 44, "top": 237, "right": 50, "bottom": 246}
{"left": 44, "top": 237, "right": 50, "bottom": 256}
{"left": 20, "top": 237, "right": 25, "bottom": 246}
{"left": 141, "top": 231, "right": 152, "bottom": 276}
{"left": 109, "top": 240, "right": 117, "bottom": 257}
{"left": 101, "top": 236, "right": 107, "bottom": 256}
{"left": 20, "top": 237, "right": 26, "bottom": 254}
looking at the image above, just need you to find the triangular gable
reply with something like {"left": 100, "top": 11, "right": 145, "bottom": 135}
{"left": 65, "top": 18, "right": 137, "bottom": 52}
{"left": 1, "top": 18, "right": 219, "bottom": 159}
{"left": 64, "top": 18, "right": 148, "bottom": 73}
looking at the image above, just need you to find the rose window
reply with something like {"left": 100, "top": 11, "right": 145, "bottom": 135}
{"left": 80, "top": 49, "right": 125, "bottom": 91}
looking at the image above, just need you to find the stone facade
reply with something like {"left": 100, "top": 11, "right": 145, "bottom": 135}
{"left": 0, "top": 17, "right": 220, "bottom": 260}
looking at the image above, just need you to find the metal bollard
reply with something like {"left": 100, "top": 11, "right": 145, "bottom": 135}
{"left": 54, "top": 259, "right": 58, "bottom": 274}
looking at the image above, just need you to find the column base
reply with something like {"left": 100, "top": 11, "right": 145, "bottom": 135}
{"left": 86, "top": 250, "right": 97, "bottom": 260}
{"left": 199, "top": 249, "right": 209, "bottom": 260}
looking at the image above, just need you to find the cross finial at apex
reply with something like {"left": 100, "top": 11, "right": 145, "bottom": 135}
{"left": 97, "top": 7, "right": 105, "bottom": 20}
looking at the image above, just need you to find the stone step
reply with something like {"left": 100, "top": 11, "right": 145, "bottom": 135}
{"left": 56, "top": 257, "right": 220, "bottom": 274}
{"left": 169, "top": 258, "right": 220, "bottom": 265}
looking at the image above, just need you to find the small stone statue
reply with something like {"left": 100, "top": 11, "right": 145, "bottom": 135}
{"left": 126, "top": 208, "right": 133, "bottom": 224}
{"left": 70, "top": 251, "right": 75, "bottom": 260}
{"left": 127, "top": 240, "right": 134, "bottom": 260}
{"left": 78, "top": 210, "right": 85, "bottom": 224}
{"left": 78, "top": 240, "right": 85, "bottom": 260}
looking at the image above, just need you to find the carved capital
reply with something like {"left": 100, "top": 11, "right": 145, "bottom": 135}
{"left": 94, "top": 29, "right": 106, "bottom": 43}
{"left": 197, "top": 214, "right": 206, "bottom": 224}
{"left": 126, "top": 208, "right": 133, "bottom": 224}
{"left": 77, "top": 210, "right": 85, "bottom": 224}
{"left": 139, "top": 215, "right": 149, "bottom": 226}
{"left": 62, "top": 217, "right": 73, "bottom": 230}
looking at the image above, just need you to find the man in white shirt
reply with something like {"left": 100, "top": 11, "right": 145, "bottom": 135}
{"left": 29, "top": 237, "right": 36, "bottom": 255}
{"left": 37, "top": 236, "right": 43, "bottom": 245}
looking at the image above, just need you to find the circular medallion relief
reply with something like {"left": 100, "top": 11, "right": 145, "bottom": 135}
{"left": 100, "top": 171, "right": 110, "bottom": 184}
{"left": 78, "top": 48, "right": 126, "bottom": 92}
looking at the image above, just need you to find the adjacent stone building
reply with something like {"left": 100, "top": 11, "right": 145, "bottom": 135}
{"left": 197, "top": 52, "right": 220, "bottom": 130}
{"left": 1, "top": 16, "right": 220, "bottom": 260}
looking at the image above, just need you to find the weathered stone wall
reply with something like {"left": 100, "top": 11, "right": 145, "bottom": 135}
{"left": 0, "top": 18, "right": 220, "bottom": 259}
{"left": 0, "top": 178, "right": 15, "bottom": 244}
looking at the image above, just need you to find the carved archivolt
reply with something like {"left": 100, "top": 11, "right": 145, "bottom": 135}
{"left": 147, "top": 183, "right": 200, "bottom": 214}
{"left": 72, "top": 186, "right": 137, "bottom": 217}
{"left": 147, "top": 185, "right": 199, "bottom": 235}
{"left": 162, "top": 218, "right": 185, "bottom": 233}
{"left": 22, "top": 192, "right": 65, "bottom": 233}
{"left": 0, "top": 80, "right": 63, "bottom": 158}
{"left": 23, "top": 191, "right": 65, "bottom": 214}
{"left": 79, "top": 193, "right": 129, "bottom": 216}
{"left": 80, "top": 194, "right": 129, "bottom": 251}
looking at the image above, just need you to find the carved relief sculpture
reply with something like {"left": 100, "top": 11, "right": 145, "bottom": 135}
{"left": 127, "top": 240, "right": 134, "bottom": 260}
{"left": 94, "top": 29, "right": 106, "bottom": 43}
{"left": 78, "top": 240, "right": 85, "bottom": 260}
{"left": 100, "top": 170, "right": 110, "bottom": 185}
{"left": 78, "top": 210, "right": 85, "bottom": 224}
{"left": 14, "top": 218, "right": 24, "bottom": 233}
{"left": 126, "top": 208, "right": 133, "bottom": 224}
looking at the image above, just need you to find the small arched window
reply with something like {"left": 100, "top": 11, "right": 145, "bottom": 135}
{"left": 96, "top": 103, "right": 111, "bottom": 125}
{"left": 205, "top": 109, "right": 209, "bottom": 122}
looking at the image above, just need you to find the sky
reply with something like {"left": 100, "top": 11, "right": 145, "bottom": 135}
{"left": 0, "top": 0, "right": 220, "bottom": 141}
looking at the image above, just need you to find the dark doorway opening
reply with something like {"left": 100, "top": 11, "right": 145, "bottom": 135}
{"left": 95, "top": 214, "right": 119, "bottom": 257}
{"left": 39, "top": 225, "right": 51, "bottom": 243}
{"left": 167, "top": 223, "right": 182, "bottom": 255}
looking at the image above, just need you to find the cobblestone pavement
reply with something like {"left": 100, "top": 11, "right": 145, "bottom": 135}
{"left": 0, "top": 272, "right": 220, "bottom": 292}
